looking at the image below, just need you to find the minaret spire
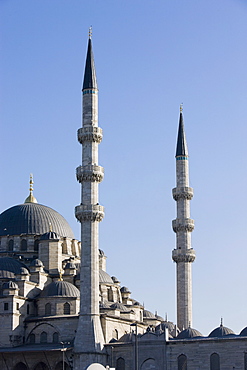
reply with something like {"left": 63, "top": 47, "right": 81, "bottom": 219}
{"left": 74, "top": 32, "right": 106, "bottom": 369}
{"left": 172, "top": 107, "right": 195, "bottom": 331}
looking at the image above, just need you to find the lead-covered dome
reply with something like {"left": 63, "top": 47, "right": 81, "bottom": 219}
{"left": 0, "top": 203, "right": 74, "bottom": 238}
{"left": 0, "top": 257, "right": 29, "bottom": 277}
{"left": 209, "top": 323, "right": 235, "bottom": 338}
{"left": 40, "top": 281, "right": 80, "bottom": 298}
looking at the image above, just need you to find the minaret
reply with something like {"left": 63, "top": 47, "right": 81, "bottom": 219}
{"left": 172, "top": 106, "right": 195, "bottom": 331}
{"left": 74, "top": 29, "right": 106, "bottom": 369}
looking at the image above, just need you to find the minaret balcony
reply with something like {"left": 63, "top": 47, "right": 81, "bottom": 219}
{"left": 75, "top": 204, "right": 104, "bottom": 223}
{"left": 172, "top": 248, "right": 196, "bottom": 263}
{"left": 172, "top": 218, "right": 194, "bottom": 233}
{"left": 76, "top": 165, "right": 104, "bottom": 183}
{"left": 172, "top": 187, "right": 193, "bottom": 201}
{"left": 78, "top": 126, "right": 103, "bottom": 143}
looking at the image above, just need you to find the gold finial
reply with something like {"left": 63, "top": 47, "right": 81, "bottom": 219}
{"left": 58, "top": 270, "right": 63, "bottom": 281}
{"left": 24, "top": 174, "right": 38, "bottom": 204}
{"left": 89, "top": 26, "right": 92, "bottom": 39}
{"left": 180, "top": 103, "right": 183, "bottom": 113}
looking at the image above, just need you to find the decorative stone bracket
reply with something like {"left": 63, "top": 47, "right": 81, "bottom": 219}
{"left": 172, "top": 218, "right": 194, "bottom": 233}
{"left": 76, "top": 165, "right": 104, "bottom": 183}
{"left": 78, "top": 126, "right": 103, "bottom": 143}
{"left": 75, "top": 204, "right": 104, "bottom": 223}
{"left": 172, "top": 248, "right": 196, "bottom": 263}
{"left": 172, "top": 187, "right": 193, "bottom": 201}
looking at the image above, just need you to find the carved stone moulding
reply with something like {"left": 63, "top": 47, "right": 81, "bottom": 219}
{"left": 172, "top": 248, "right": 196, "bottom": 263}
{"left": 76, "top": 165, "right": 104, "bottom": 183}
{"left": 172, "top": 187, "right": 194, "bottom": 201}
{"left": 78, "top": 126, "right": 103, "bottom": 143}
{"left": 172, "top": 218, "right": 194, "bottom": 233}
{"left": 75, "top": 204, "right": 104, "bottom": 223}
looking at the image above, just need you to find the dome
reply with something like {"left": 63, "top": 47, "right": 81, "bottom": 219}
{"left": 240, "top": 327, "right": 247, "bottom": 336}
{"left": 0, "top": 203, "right": 74, "bottom": 238}
{"left": 155, "top": 320, "right": 175, "bottom": 334}
{"left": 19, "top": 267, "right": 29, "bottom": 275}
{"left": 99, "top": 269, "right": 113, "bottom": 284}
{"left": 64, "top": 262, "right": 76, "bottom": 269}
{"left": 30, "top": 259, "right": 43, "bottom": 267}
{"left": 155, "top": 314, "right": 164, "bottom": 321}
{"left": 0, "top": 257, "right": 29, "bottom": 275}
{"left": 3, "top": 281, "right": 18, "bottom": 290}
{"left": 209, "top": 324, "right": 235, "bottom": 338}
{"left": 120, "top": 286, "right": 131, "bottom": 293}
{"left": 177, "top": 327, "right": 203, "bottom": 339}
{"left": 40, "top": 231, "right": 59, "bottom": 240}
{"left": 143, "top": 310, "right": 156, "bottom": 319}
{"left": 110, "top": 302, "right": 129, "bottom": 312}
{"left": 40, "top": 281, "right": 80, "bottom": 298}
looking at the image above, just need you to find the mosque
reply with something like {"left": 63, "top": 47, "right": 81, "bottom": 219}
{"left": 0, "top": 33, "right": 247, "bottom": 370}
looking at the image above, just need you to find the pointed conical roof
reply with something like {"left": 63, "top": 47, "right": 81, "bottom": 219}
{"left": 82, "top": 37, "right": 97, "bottom": 90}
{"left": 176, "top": 110, "right": 188, "bottom": 157}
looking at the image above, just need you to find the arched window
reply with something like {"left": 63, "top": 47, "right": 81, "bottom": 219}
{"left": 53, "top": 332, "right": 59, "bottom": 343}
{"left": 112, "top": 329, "right": 118, "bottom": 340}
{"left": 8, "top": 239, "right": 14, "bottom": 251}
{"left": 29, "top": 333, "right": 35, "bottom": 344}
{"left": 116, "top": 357, "right": 125, "bottom": 370}
{"left": 45, "top": 303, "right": 51, "bottom": 315}
{"left": 21, "top": 239, "right": 27, "bottom": 251}
{"left": 34, "top": 239, "right": 39, "bottom": 252}
{"left": 178, "top": 354, "right": 187, "bottom": 370}
{"left": 63, "top": 302, "right": 70, "bottom": 315}
{"left": 210, "top": 353, "right": 220, "bottom": 370}
{"left": 40, "top": 331, "right": 47, "bottom": 343}
{"left": 13, "top": 363, "right": 27, "bottom": 370}
{"left": 141, "top": 358, "right": 157, "bottom": 370}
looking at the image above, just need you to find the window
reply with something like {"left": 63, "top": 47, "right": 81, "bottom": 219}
{"left": 40, "top": 331, "right": 47, "bottom": 343}
{"left": 34, "top": 239, "right": 39, "bottom": 252}
{"left": 63, "top": 302, "right": 70, "bottom": 315}
{"left": 21, "top": 239, "right": 27, "bottom": 251}
{"left": 29, "top": 333, "right": 35, "bottom": 344}
{"left": 116, "top": 357, "right": 125, "bottom": 370}
{"left": 53, "top": 332, "right": 59, "bottom": 343}
{"left": 16, "top": 303, "right": 19, "bottom": 310}
{"left": 210, "top": 353, "right": 220, "bottom": 370}
{"left": 178, "top": 354, "right": 187, "bottom": 370}
{"left": 8, "top": 239, "right": 14, "bottom": 251}
{"left": 107, "top": 288, "right": 113, "bottom": 302}
{"left": 45, "top": 303, "right": 51, "bottom": 315}
{"left": 4, "top": 302, "right": 8, "bottom": 311}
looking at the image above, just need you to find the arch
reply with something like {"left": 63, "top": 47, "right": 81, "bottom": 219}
{"left": 34, "top": 239, "right": 39, "bottom": 252}
{"left": 21, "top": 239, "right": 27, "bottom": 251}
{"left": 33, "top": 363, "right": 49, "bottom": 370}
{"left": 178, "top": 354, "right": 187, "bottom": 370}
{"left": 40, "top": 331, "right": 47, "bottom": 343}
{"left": 141, "top": 358, "right": 157, "bottom": 370}
{"left": 63, "top": 302, "right": 70, "bottom": 314}
{"left": 29, "top": 333, "right": 35, "bottom": 344}
{"left": 13, "top": 363, "right": 27, "bottom": 370}
{"left": 8, "top": 239, "right": 14, "bottom": 251}
{"left": 53, "top": 332, "right": 59, "bottom": 343}
{"left": 210, "top": 353, "right": 220, "bottom": 370}
{"left": 45, "top": 302, "right": 51, "bottom": 315}
{"left": 116, "top": 357, "right": 125, "bottom": 370}
{"left": 54, "top": 362, "right": 70, "bottom": 370}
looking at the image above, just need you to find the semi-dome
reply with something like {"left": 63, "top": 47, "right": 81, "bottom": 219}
{"left": 40, "top": 280, "right": 80, "bottom": 298}
{"left": 177, "top": 327, "right": 203, "bottom": 339}
{"left": 209, "top": 323, "right": 235, "bottom": 338}
{"left": 0, "top": 257, "right": 29, "bottom": 275}
{"left": 0, "top": 203, "right": 74, "bottom": 238}
{"left": 99, "top": 269, "right": 113, "bottom": 284}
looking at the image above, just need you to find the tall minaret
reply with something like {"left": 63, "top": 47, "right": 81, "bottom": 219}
{"left": 74, "top": 30, "right": 106, "bottom": 369}
{"left": 172, "top": 106, "right": 195, "bottom": 331}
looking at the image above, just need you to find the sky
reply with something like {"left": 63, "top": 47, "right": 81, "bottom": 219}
{"left": 1, "top": 0, "right": 247, "bottom": 336}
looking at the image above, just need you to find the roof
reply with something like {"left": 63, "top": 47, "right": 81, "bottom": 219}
{"left": 99, "top": 269, "right": 113, "bottom": 284}
{"left": 177, "top": 327, "right": 203, "bottom": 339}
{"left": 0, "top": 257, "right": 29, "bottom": 275}
{"left": 209, "top": 324, "right": 235, "bottom": 338}
{"left": 0, "top": 203, "right": 74, "bottom": 238}
{"left": 40, "top": 281, "right": 80, "bottom": 298}
{"left": 82, "top": 38, "right": 97, "bottom": 90}
{"left": 176, "top": 112, "right": 188, "bottom": 157}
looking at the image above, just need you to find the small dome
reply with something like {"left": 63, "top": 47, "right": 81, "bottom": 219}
{"left": 120, "top": 286, "right": 131, "bottom": 293}
{"left": 3, "top": 281, "right": 18, "bottom": 290}
{"left": 110, "top": 302, "right": 129, "bottom": 312}
{"left": 133, "top": 301, "right": 142, "bottom": 306}
{"left": 240, "top": 327, "right": 247, "bottom": 336}
{"left": 99, "top": 269, "right": 113, "bottom": 284}
{"left": 64, "top": 262, "right": 76, "bottom": 269}
{"left": 19, "top": 267, "right": 29, "bottom": 275}
{"left": 155, "top": 314, "right": 164, "bottom": 321}
{"left": 143, "top": 309, "right": 156, "bottom": 319}
{"left": 155, "top": 320, "right": 175, "bottom": 334}
{"left": 0, "top": 257, "right": 29, "bottom": 275}
{"left": 99, "top": 249, "right": 105, "bottom": 256}
{"left": 30, "top": 259, "right": 43, "bottom": 267}
{"left": 99, "top": 301, "right": 111, "bottom": 309}
{"left": 40, "top": 231, "right": 59, "bottom": 240}
{"left": 209, "top": 324, "right": 235, "bottom": 338}
{"left": 40, "top": 281, "right": 80, "bottom": 298}
{"left": 177, "top": 327, "right": 203, "bottom": 339}
{"left": 118, "top": 333, "right": 134, "bottom": 343}
{"left": 111, "top": 276, "right": 120, "bottom": 283}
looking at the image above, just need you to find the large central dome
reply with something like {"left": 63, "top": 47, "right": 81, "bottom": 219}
{"left": 0, "top": 203, "right": 74, "bottom": 239}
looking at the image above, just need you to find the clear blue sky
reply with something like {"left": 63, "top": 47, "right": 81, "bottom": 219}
{"left": 1, "top": 0, "right": 247, "bottom": 336}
